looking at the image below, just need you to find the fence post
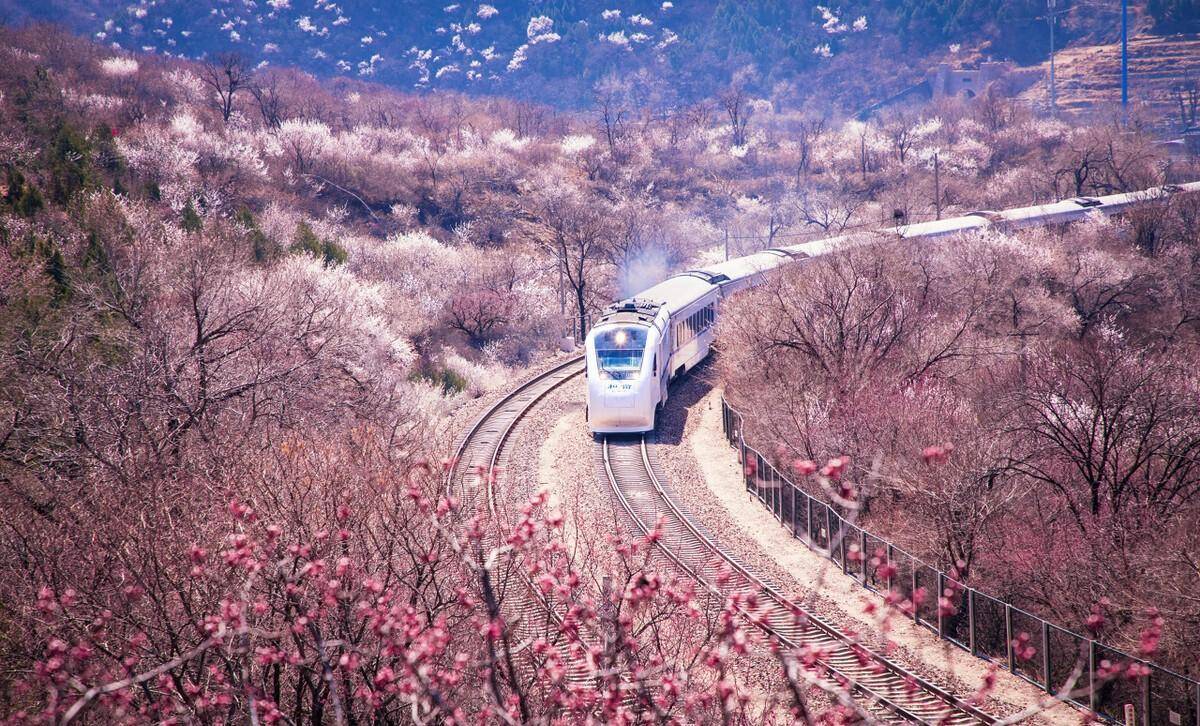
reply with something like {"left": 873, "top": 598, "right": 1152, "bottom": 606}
{"left": 886, "top": 544, "right": 894, "bottom": 592}
{"left": 911, "top": 561, "right": 919, "bottom": 623}
{"left": 840, "top": 522, "right": 849, "bottom": 575}
{"left": 792, "top": 485, "right": 800, "bottom": 539}
{"left": 859, "top": 529, "right": 867, "bottom": 585}
{"left": 740, "top": 430, "right": 748, "bottom": 495}
{"left": 1005, "top": 604, "right": 1014, "bottom": 672}
{"left": 937, "top": 571, "right": 945, "bottom": 636}
{"left": 806, "top": 496, "right": 814, "bottom": 547}
{"left": 824, "top": 505, "right": 832, "bottom": 554}
{"left": 1140, "top": 668, "right": 1150, "bottom": 726}
{"left": 1042, "top": 620, "right": 1052, "bottom": 693}
{"left": 968, "top": 589, "right": 976, "bottom": 656}
{"left": 1089, "top": 639, "right": 1097, "bottom": 712}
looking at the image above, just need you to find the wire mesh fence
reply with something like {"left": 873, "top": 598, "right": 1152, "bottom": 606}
{"left": 721, "top": 398, "right": 1200, "bottom": 725}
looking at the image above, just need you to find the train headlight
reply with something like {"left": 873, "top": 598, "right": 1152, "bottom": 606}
{"left": 614, "top": 330, "right": 627, "bottom": 346}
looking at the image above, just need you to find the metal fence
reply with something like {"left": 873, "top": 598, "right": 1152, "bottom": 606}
{"left": 720, "top": 399, "right": 1200, "bottom": 726}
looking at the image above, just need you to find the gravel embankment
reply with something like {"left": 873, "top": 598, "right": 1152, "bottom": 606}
{"left": 653, "top": 363, "right": 1078, "bottom": 725}
{"left": 482, "top": 355, "right": 1076, "bottom": 722}
{"left": 507, "top": 375, "right": 840, "bottom": 720}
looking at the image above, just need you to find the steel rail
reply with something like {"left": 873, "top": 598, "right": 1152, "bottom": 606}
{"left": 601, "top": 433, "right": 996, "bottom": 725}
{"left": 445, "top": 356, "right": 594, "bottom": 694}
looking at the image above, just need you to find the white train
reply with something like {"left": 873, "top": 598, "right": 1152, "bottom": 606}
{"left": 584, "top": 183, "right": 1200, "bottom": 434}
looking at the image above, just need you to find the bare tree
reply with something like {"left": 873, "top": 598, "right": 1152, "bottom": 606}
{"left": 531, "top": 184, "right": 612, "bottom": 341}
{"left": 198, "top": 52, "right": 251, "bottom": 123}
{"left": 717, "top": 71, "right": 754, "bottom": 147}
{"left": 883, "top": 111, "right": 918, "bottom": 164}
{"left": 791, "top": 116, "right": 827, "bottom": 185}
{"left": 445, "top": 289, "right": 515, "bottom": 348}
{"left": 1008, "top": 338, "right": 1200, "bottom": 531}
{"left": 248, "top": 69, "right": 288, "bottom": 129}
{"left": 593, "top": 76, "right": 629, "bottom": 161}
{"left": 795, "top": 183, "right": 865, "bottom": 233}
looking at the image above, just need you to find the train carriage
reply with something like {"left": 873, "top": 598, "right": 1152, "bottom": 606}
{"left": 584, "top": 182, "right": 1200, "bottom": 434}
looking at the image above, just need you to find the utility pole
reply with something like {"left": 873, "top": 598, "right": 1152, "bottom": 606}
{"left": 934, "top": 152, "right": 942, "bottom": 220}
{"left": 1121, "top": 0, "right": 1129, "bottom": 112}
{"left": 557, "top": 258, "right": 567, "bottom": 341}
{"left": 1048, "top": 0, "right": 1057, "bottom": 117}
{"left": 724, "top": 227, "right": 729, "bottom": 261}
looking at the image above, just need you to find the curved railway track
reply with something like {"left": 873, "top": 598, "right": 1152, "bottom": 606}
{"left": 446, "top": 356, "right": 594, "bottom": 697}
{"left": 447, "top": 355, "right": 999, "bottom": 723}
{"left": 601, "top": 433, "right": 996, "bottom": 725}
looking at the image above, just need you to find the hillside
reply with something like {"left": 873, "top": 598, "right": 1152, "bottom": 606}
{"left": 1019, "top": 33, "right": 1200, "bottom": 128}
{"left": 4, "top": 0, "right": 1194, "bottom": 111}
{"left": 1, "top": 13, "right": 1200, "bottom": 725}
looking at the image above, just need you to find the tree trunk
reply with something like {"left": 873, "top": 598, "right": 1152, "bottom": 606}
{"left": 575, "top": 285, "right": 587, "bottom": 342}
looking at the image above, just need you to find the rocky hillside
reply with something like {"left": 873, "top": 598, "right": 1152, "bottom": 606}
{"left": 1019, "top": 33, "right": 1200, "bottom": 129}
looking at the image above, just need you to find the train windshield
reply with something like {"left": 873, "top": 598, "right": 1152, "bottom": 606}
{"left": 594, "top": 326, "right": 648, "bottom": 380}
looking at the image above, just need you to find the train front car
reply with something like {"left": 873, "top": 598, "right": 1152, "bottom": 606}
{"left": 584, "top": 299, "right": 666, "bottom": 434}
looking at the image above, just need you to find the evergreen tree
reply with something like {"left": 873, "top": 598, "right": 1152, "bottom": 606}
{"left": 321, "top": 239, "right": 348, "bottom": 267}
{"left": 4, "top": 167, "right": 44, "bottom": 218}
{"left": 34, "top": 237, "right": 71, "bottom": 305}
{"left": 237, "top": 208, "right": 279, "bottom": 264}
{"left": 289, "top": 220, "right": 323, "bottom": 258}
{"left": 46, "top": 123, "right": 97, "bottom": 205}
{"left": 289, "top": 220, "right": 348, "bottom": 268}
{"left": 181, "top": 200, "right": 203, "bottom": 233}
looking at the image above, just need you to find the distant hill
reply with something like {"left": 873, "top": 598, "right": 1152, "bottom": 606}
{"left": 1024, "top": 34, "right": 1200, "bottom": 126}
{"left": 1, "top": 0, "right": 1196, "bottom": 110}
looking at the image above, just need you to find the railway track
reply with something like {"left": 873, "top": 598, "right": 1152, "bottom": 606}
{"left": 446, "top": 356, "right": 594, "bottom": 702}
{"left": 601, "top": 433, "right": 996, "bottom": 725}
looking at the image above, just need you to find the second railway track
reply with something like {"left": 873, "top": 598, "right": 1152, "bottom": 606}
{"left": 448, "top": 354, "right": 1000, "bottom": 723}
{"left": 602, "top": 433, "right": 996, "bottom": 725}
{"left": 446, "top": 356, "right": 596, "bottom": 700}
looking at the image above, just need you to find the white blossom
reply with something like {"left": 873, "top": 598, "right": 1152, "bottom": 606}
{"left": 99, "top": 56, "right": 139, "bottom": 76}
{"left": 476, "top": 4, "right": 498, "bottom": 18}
{"left": 602, "top": 9, "right": 621, "bottom": 20}
{"left": 560, "top": 134, "right": 596, "bottom": 155}
{"left": 602, "top": 30, "right": 630, "bottom": 47}
{"left": 507, "top": 44, "right": 528, "bottom": 71}
{"left": 490, "top": 128, "right": 528, "bottom": 151}
{"left": 527, "top": 15, "right": 554, "bottom": 37}
{"left": 817, "top": 5, "right": 847, "bottom": 33}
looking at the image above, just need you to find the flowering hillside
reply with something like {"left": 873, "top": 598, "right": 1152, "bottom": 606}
{"left": 10, "top": 0, "right": 1199, "bottom": 111}
{"left": 0, "top": 21, "right": 1197, "bottom": 723}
